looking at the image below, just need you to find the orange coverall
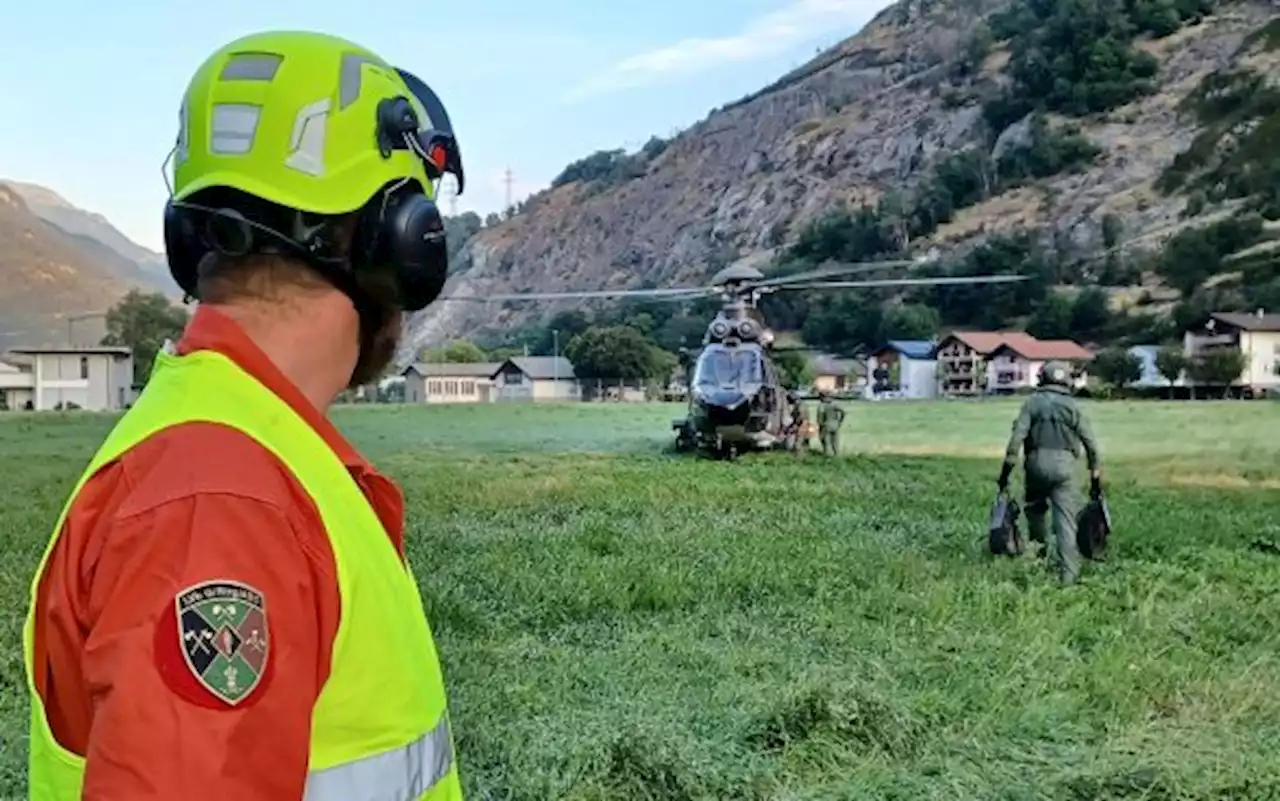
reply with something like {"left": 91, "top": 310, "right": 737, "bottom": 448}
{"left": 29, "top": 305, "right": 405, "bottom": 800}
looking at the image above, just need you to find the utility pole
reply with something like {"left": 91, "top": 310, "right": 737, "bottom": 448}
{"left": 553, "top": 329, "right": 559, "bottom": 397}
{"left": 445, "top": 176, "right": 458, "bottom": 216}
{"left": 503, "top": 167, "right": 513, "bottom": 211}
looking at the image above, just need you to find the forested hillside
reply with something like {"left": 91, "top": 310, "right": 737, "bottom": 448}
{"left": 403, "top": 0, "right": 1279, "bottom": 372}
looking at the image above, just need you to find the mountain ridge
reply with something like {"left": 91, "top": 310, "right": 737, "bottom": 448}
{"left": 0, "top": 180, "right": 171, "bottom": 293}
{"left": 0, "top": 184, "right": 136, "bottom": 349}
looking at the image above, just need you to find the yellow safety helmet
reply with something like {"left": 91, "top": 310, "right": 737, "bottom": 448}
{"left": 163, "top": 30, "right": 465, "bottom": 311}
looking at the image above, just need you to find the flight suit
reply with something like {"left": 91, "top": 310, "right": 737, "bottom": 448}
{"left": 1000, "top": 381, "right": 1100, "bottom": 585}
{"left": 788, "top": 401, "right": 810, "bottom": 451}
{"left": 818, "top": 399, "right": 845, "bottom": 456}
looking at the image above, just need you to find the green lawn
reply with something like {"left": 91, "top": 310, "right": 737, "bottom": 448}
{"left": 1, "top": 399, "right": 1279, "bottom": 799}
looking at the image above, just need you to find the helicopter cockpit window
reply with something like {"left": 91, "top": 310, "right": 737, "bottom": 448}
{"left": 694, "top": 347, "right": 764, "bottom": 387}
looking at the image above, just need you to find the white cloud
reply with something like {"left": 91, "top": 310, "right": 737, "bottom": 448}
{"left": 562, "top": 0, "right": 885, "bottom": 103}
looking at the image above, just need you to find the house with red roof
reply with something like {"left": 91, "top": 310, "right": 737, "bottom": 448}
{"left": 987, "top": 338, "right": 1095, "bottom": 392}
{"left": 935, "top": 331, "right": 1040, "bottom": 395}
{"left": 935, "top": 331, "right": 1095, "bottom": 395}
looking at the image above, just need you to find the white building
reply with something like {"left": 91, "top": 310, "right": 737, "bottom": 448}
{"left": 986, "top": 339, "right": 1094, "bottom": 392}
{"left": 867, "top": 339, "right": 937, "bottom": 399}
{"left": 492, "top": 356, "right": 580, "bottom": 402}
{"left": 0, "top": 359, "right": 35, "bottom": 410}
{"left": 1183, "top": 311, "right": 1280, "bottom": 393}
{"left": 400, "top": 362, "right": 500, "bottom": 403}
{"left": 0, "top": 346, "right": 134, "bottom": 411}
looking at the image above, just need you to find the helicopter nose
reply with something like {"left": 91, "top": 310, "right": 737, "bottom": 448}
{"left": 701, "top": 388, "right": 748, "bottom": 410}
{"left": 701, "top": 390, "right": 751, "bottom": 427}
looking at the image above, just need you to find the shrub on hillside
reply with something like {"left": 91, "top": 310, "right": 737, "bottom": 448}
{"left": 981, "top": 0, "right": 1213, "bottom": 132}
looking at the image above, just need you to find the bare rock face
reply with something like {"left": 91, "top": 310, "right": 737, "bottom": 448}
{"left": 991, "top": 115, "right": 1033, "bottom": 161}
{"left": 400, "top": 0, "right": 1275, "bottom": 361}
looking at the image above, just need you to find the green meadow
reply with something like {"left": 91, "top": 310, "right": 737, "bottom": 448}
{"left": 1, "top": 398, "right": 1278, "bottom": 799}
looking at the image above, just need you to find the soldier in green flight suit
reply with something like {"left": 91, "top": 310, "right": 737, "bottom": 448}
{"left": 817, "top": 390, "right": 845, "bottom": 456}
{"left": 998, "top": 360, "right": 1102, "bottom": 586}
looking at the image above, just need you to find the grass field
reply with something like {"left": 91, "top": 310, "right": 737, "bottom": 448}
{"left": 2, "top": 399, "right": 1279, "bottom": 800}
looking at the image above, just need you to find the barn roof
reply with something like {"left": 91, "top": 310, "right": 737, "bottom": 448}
{"left": 1209, "top": 311, "right": 1280, "bottom": 332}
{"left": 991, "top": 338, "right": 1094, "bottom": 361}
{"left": 403, "top": 362, "right": 500, "bottom": 378}
{"left": 501, "top": 356, "right": 576, "bottom": 380}
{"left": 810, "top": 353, "right": 865, "bottom": 376}
{"left": 877, "top": 339, "right": 936, "bottom": 360}
{"left": 939, "top": 330, "right": 1038, "bottom": 355}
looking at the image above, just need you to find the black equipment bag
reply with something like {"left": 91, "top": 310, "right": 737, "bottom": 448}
{"left": 988, "top": 490, "right": 1024, "bottom": 556}
{"left": 1077, "top": 479, "right": 1112, "bottom": 560}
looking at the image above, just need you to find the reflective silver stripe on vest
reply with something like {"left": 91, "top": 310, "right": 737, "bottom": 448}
{"left": 304, "top": 714, "right": 453, "bottom": 801}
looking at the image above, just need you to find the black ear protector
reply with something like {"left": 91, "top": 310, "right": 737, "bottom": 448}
{"left": 163, "top": 192, "right": 351, "bottom": 302}
{"left": 349, "top": 93, "right": 455, "bottom": 313}
{"left": 350, "top": 182, "right": 448, "bottom": 312}
{"left": 163, "top": 199, "right": 209, "bottom": 300}
{"left": 163, "top": 77, "right": 465, "bottom": 315}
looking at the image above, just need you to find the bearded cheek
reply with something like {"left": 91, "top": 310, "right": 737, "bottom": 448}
{"left": 348, "top": 320, "right": 400, "bottom": 388}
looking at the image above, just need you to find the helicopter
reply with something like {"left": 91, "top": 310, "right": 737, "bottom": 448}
{"left": 437, "top": 257, "right": 1029, "bottom": 459}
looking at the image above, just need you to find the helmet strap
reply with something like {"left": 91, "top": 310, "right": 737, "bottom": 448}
{"left": 176, "top": 196, "right": 390, "bottom": 310}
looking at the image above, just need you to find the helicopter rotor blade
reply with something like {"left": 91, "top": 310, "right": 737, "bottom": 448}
{"left": 437, "top": 286, "right": 716, "bottom": 302}
{"left": 436, "top": 255, "right": 949, "bottom": 303}
{"left": 778, "top": 274, "right": 1031, "bottom": 291}
{"left": 754, "top": 258, "right": 922, "bottom": 289}
{"left": 646, "top": 290, "right": 719, "bottom": 304}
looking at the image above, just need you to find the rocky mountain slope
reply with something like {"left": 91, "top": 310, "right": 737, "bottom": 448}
{"left": 0, "top": 185, "right": 137, "bottom": 350}
{"left": 402, "top": 0, "right": 1279, "bottom": 362}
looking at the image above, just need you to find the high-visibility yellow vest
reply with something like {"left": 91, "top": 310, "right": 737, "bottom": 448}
{"left": 22, "top": 349, "right": 463, "bottom": 801}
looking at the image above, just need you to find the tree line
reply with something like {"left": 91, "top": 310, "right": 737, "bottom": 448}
{"left": 96, "top": 282, "right": 1253, "bottom": 401}
{"left": 422, "top": 320, "right": 679, "bottom": 384}
{"left": 1088, "top": 343, "right": 1245, "bottom": 397}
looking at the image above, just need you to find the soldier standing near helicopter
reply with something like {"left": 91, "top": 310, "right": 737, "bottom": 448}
{"left": 997, "top": 360, "right": 1102, "bottom": 586}
{"left": 817, "top": 390, "right": 845, "bottom": 456}
{"left": 784, "top": 392, "right": 814, "bottom": 451}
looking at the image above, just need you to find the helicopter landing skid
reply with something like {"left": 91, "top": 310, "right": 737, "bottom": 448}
{"left": 672, "top": 419, "right": 697, "bottom": 452}
{"left": 712, "top": 426, "right": 773, "bottom": 460}
{"left": 673, "top": 419, "right": 780, "bottom": 461}
{"left": 711, "top": 433, "right": 740, "bottom": 461}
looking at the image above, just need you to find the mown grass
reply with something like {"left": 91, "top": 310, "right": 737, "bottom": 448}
{"left": 1, "top": 399, "right": 1279, "bottom": 799}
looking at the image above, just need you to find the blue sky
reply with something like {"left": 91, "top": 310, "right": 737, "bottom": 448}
{"left": 0, "top": 0, "right": 889, "bottom": 252}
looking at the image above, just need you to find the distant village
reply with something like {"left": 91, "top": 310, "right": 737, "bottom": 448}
{"left": 1, "top": 310, "right": 1276, "bottom": 412}
{"left": 393, "top": 310, "right": 1279, "bottom": 406}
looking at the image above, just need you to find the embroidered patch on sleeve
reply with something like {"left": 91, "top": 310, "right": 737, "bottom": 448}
{"left": 175, "top": 580, "right": 270, "bottom": 706}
